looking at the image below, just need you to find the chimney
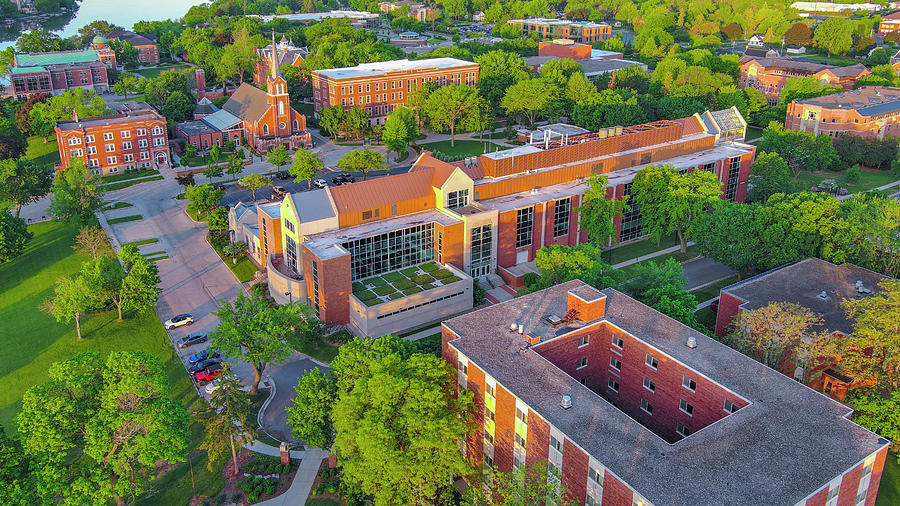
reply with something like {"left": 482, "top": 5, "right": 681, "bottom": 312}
{"left": 195, "top": 68, "right": 206, "bottom": 92}
{"left": 567, "top": 289, "right": 606, "bottom": 321}
{"left": 72, "top": 111, "right": 78, "bottom": 122}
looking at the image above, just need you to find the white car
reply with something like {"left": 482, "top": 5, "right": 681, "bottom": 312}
{"left": 313, "top": 179, "right": 328, "bottom": 189}
{"left": 204, "top": 378, "right": 221, "bottom": 395}
{"left": 164, "top": 313, "right": 193, "bottom": 330}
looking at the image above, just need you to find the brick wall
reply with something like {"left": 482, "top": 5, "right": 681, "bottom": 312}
{"left": 496, "top": 209, "right": 518, "bottom": 268}
{"left": 492, "top": 381, "right": 517, "bottom": 472}
{"left": 715, "top": 290, "right": 745, "bottom": 337}
{"left": 561, "top": 437, "right": 589, "bottom": 503}
{"left": 603, "top": 471, "right": 635, "bottom": 504}
{"left": 465, "top": 360, "right": 486, "bottom": 465}
{"left": 525, "top": 409, "right": 549, "bottom": 469}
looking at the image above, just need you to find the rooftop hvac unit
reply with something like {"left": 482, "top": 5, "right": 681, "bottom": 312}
{"left": 686, "top": 336, "right": 697, "bottom": 349}
{"left": 560, "top": 395, "right": 573, "bottom": 409}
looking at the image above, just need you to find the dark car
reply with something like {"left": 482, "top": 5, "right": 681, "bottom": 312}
{"left": 188, "top": 349, "right": 221, "bottom": 365}
{"left": 334, "top": 173, "right": 356, "bottom": 184}
{"left": 189, "top": 358, "right": 222, "bottom": 376}
{"left": 195, "top": 363, "right": 223, "bottom": 383}
{"left": 213, "top": 184, "right": 227, "bottom": 192}
{"left": 276, "top": 170, "right": 290, "bottom": 179}
{"left": 177, "top": 332, "right": 208, "bottom": 348}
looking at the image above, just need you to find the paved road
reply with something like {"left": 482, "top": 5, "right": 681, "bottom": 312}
{"left": 261, "top": 358, "right": 330, "bottom": 444}
{"left": 681, "top": 256, "right": 736, "bottom": 291}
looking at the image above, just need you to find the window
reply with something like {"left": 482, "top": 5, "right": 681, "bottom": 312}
{"left": 104, "top": 143, "right": 114, "bottom": 152}
{"left": 679, "top": 400, "right": 694, "bottom": 416}
{"left": 107, "top": 156, "right": 117, "bottom": 165}
{"left": 619, "top": 182, "right": 643, "bottom": 241}
{"left": 153, "top": 137, "right": 165, "bottom": 146}
{"left": 285, "top": 236, "right": 298, "bottom": 271}
{"left": 121, "top": 141, "right": 132, "bottom": 150}
{"left": 140, "top": 151, "right": 149, "bottom": 160}
{"left": 725, "top": 156, "right": 741, "bottom": 202}
{"left": 676, "top": 422, "right": 691, "bottom": 437}
{"left": 263, "top": 124, "right": 269, "bottom": 135}
{"left": 138, "top": 139, "right": 148, "bottom": 148}
{"left": 553, "top": 197, "right": 570, "bottom": 237}
{"left": 68, "top": 137, "right": 82, "bottom": 145}
{"left": 641, "top": 399, "right": 653, "bottom": 415}
{"left": 469, "top": 224, "right": 492, "bottom": 278}
{"left": 643, "top": 377, "right": 656, "bottom": 393}
{"left": 361, "top": 209, "right": 379, "bottom": 220}
{"left": 447, "top": 189, "right": 469, "bottom": 209}
{"left": 723, "top": 400, "right": 739, "bottom": 413}
{"left": 485, "top": 382, "right": 495, "bottom": 398}
{"left": 485, "top": 409, "right": 495, "bottom": 422}
{"left": 550, "top": 435, "right": 563, "bottom": 453}
{"left": 69, "top": 148, "right": 83, "bottom": 157}
{"left": 827, "top": 485, "right": 840, "bottom": 504}
{"left": 121, "top": 130, "right": 130, "bottom": 139}
{"left": 484, "top": 456, "right": 494, "bottom": 468}
{"left": 607, "top": 378, "right": 619, "bottom": 392}
{"left": 103, "top": 132, "right": 114, "bottom": 141}
{"left": 611, "top": 336, "right": 623, "bottom": 349}
{"left": 152, "top": 126, "right": 163, "bottom": 135}
{"left": 855, "top": 489, "right": 867, "bottom": 505}
{"left": 589, "top": 466, "right": 604, "bottom": 486}
{"left": 514, "top": 432, "right": 526, "bottom": 448}
{"left": 484, "top": 430, "right": 493, "bottom": 445}
{"left": 578, "top": 335, "right": 589, "bottom": 348}
{"left": 516, "top": 408, "right": 527, "bottom": 424}
{"left": 136, "top": 128, "right": 146, "bottom": 136}
{"left": 284, "top": 220, "right": 295, "bottom": 233}
{"left": 645, "top": 354, "right": 659, "bottom": 370}
{"left": 312, "top": 260, "right": 320, "bottom": 317}
{"left": 85, "top": 135, "right": 95, "bottom": 143}
{"left": 609, "top": 357, "right": 621, "bottom": 371}
{"left": 341, "top": 222, "right": 434, "bottom": 280}
{"left": 682, "top": 376, "right": 697, "bottom": 392}
{"left": 576, "top": 357, "right": 588, "bottom": 370}
{"left": 123, "top": 153, "right": 133, "bottom": 162}
{"left": 515, "top": 207, "right": 533, "bottom": 248}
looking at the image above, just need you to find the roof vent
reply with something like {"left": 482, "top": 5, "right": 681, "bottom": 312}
{"left": 855, "top": 280, "right": 872, "bottom": 294}
{"left": 817, "top": 290, "right": 828, "bottom": 300}
{"left": 509, "top": 323, "right": 518, "bottom": 332}
{"left": 518, "top": 324, "right": 524, "bottom": 334}
{"left": 545, "top": 314, "right": 563, "bottom": 325}
{"left": 530, "top": 188, "right": 540, "bottom": 195}
{"left": 560, "top": 395, "right": 573, "bottom": 409}
{"left": 686, "top": 336, "right": 697, "bottom": 349}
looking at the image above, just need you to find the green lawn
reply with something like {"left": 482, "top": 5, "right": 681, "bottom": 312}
{"left": 418, "top": 139, "right": 506, "bottom": 160}
{"left": 124, "top": 238, "right": 159, "bottom": 247}
{"left": 797, "top": 55, "right": 859, "bottom": 67}
{"left": 25, "top": 135, "right": 60, "bottom": 166}
{"left": 101, "top": 168, "right": 159, "bottom": 183}
{"left": 107, "top": 214, "right": 143, "bottom": 224}
{"left": 797, "top": 169, "right": 900, "bottom": 195}
{"left": 693, "top": 307, "right": 718, "bottom": 335}
{"left": 746, "top": 126, "right": 764, "bottom": 140}
{"left": 102, "top": 201, "right": 134, "bottom": 211}
{"left": 114, "top": 94, "right": 146, "bottom": 102}
{"left": 104, "top": 175, "right": 165, "bottom": 191}
{"left": 689, "top": 275, "right": 738, "bottom": 304}
{"left": 877, "top": 455, "right": 900, "bottom": 506}
{"left": 606, "top": 233, "right": 679, "bottom": 265}
{"left": 619, "top": 245, "right": 700, "bottom": 277}
{"left": 132, "top": 64, "right": 191, "bottom": 79}
{"left": 206, "top": 235, "right": 258, "bottom": 283}
{"left": 307, "top": 497, "right": 343, "bottom": 506}
{"left": 293, "top": 336, "right": 340, "bottom": 363}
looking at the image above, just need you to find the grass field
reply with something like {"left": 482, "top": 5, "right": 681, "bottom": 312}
{"left": 25, "top": 135, "right": 60, "bottom": 166}
{"left": 419, "top": 139, "right": 506, "bottom": 160}
{"left": 689, "top": 275, "right": 738, "bottom": 304}
{"left": 797, "top": 169, "right": 900, "bottom": 195}
{"left": 107, "top": 214, "right": 143, "bottom": 224}
{"left": 114, "top": 94, "right": 146, "bottom": 102}
{"left": 877, "top": 456, "right": 900, "bottom": 506}
{"left": 102, "top": 201, "right": 134, "bottom": 211}
{"left": 124, "top": 238, "right": 159, "bottom": 247}
{"left": 0, "top": 220, "right": 224, "bottom": 502}
{"left": 104, "top": 175, "right": 165, "bottom": 191}
{"left": 206, "top": 235, "right": 258, "bottom": 283}
{"left": 606, "top": 233, "right": 679, "bottom": 265}
{"left": 101, "top": 168, "right": 159, "bottom": 183}
{"left": 619, "top": 245, "right": 700, "bottom": 277}
{"left": 133, "top": 64, "right": 191, "bottom": 79}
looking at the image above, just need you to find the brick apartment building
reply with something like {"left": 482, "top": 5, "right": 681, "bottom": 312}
{"left": 785, "top": 86, "right": 900, "bottom": 139}
{"left": 230, "top": 108, "right": 755, "bottom": 336}
{"left": 714, "top": 258, "right": 889, "bottom": 401}
{"left": 441, "top": 280, "right": 890, "bottom": 505}
{"left": 878, "top": 10, "right": 900, "bottom": 33}
{"left": 311, "top": 58, "right": 480, "bottom": 126}
{"left": 8, "top": 49, "right": 114, "bottom": 99}
{"left": 107, "top": 31, "right": 160, "bottom": 65}
{"left": 253, "top": 35, "right": 308, "bottom": 86}
{"left": 507, "top": 18, "right": 612, "bottom": 43}
{"left": 526, "top": 39, "right": 645, "bottom": 81}
{"left": 55, "top": 102, "right": 171, "bottom": 175}
{"left": 738, "top": 56, "right": 870, "bottom": 106}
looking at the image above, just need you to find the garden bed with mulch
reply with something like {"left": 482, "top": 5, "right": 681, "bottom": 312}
{"left": 206, "top": 450, "right": 301, "bottom": 506}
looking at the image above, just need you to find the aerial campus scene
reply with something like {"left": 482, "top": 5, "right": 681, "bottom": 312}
{"left": 0, "top": 0, "right": 898, "bottom": 504}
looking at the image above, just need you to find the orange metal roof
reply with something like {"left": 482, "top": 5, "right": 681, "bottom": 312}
{"left": 328, "top": 170, "right": 435, "bottom": 214}
{"left": 411, "top": 153, "right": 461, "bottom": 187}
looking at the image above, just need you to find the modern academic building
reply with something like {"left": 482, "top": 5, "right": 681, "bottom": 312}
{"left": 784, "top": 86, "right": 900, "bottom": 139}
{"left": 441, "top": 280, "right": 890, "bottom": 505}
{"left": 230, "top": 108, "right": 755, "bottom": 336}
{"left": 310, "top": 57, "right": 480, "bottom": 126}
{"left": 506, "top": 18, "right": 612, "bottom": 43}
{"left": 738, "top": 56, "right": 870, "bottom": 106}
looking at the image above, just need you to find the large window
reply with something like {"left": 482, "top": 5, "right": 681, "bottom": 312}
{"left": 725, "top": 156, "right": 741, "bottom": 202}
{"left": 285, "top": 236, "right": 297, "bottom": 271}
{"left": 619, "top": 182, "right": 643, "bottom": 242}
{"left": 342, "top": 223, "right": 434, "bottom": 280}
{"left": 515, "top": 207, "right": 533, "bottom": 248}
{"left": 470, "top": 224, "right": 492, "bottom": 277}
{"left": 553, "top": 198, "right": 570, "bottom": 237}
{"left": 447, "top": 189, "right": 469, "bottom": 209}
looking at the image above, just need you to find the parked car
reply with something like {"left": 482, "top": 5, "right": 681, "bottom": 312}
{"left": 165, "top": 313, "right": 193, "bottom": 330}
{"left": 334, "top": 173, "right": 355, "bottom": 184}
{"left": 188, "top": 349, "right": 221, "bottom": 365}
{"left": 313, "top": 178, "right": 328, "bottom": 189}
{"left": 177, "top": 332, "right": 208, "bottom": 348}
{"left": 213, "top": 184, "right": 227, "bottom": 192}
{"left": 204, "top": 378, "right": 221, "bottom": 395}
{"left": 272, "top": 186, "right": 288, "bottom": 197}
{"left": 276, "top": 170, "right": 290, "bottom": 179}
{"left": 195, "top": 363, "right": 223, "bottom": 383}
{"left": 189, "top": 358, "right": 222, "bottom": 376}
{"left": 710, "top": 298, "right": 719, "bottom": 313}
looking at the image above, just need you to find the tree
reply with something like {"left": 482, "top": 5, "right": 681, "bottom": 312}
{"left": 109, "top": 40, "right": 139, "bottom": 68}
{"left": 49, "top": 162, "right": 105, "bottom": 224}
{"left": 382, "top": 106, "right": 417, "bottom": 159}
{"left": 217, "top": 27, "right": 257, "bottom": 85}
{"left": 203, "top": 164, "right": 224, "bottom": 183}
{"left": 328, "top": 335, "right": 473, "bottom": 504}
{"left": 207, "top": 206, "right": 229, "bottom": 232}
{"left": 747, "top": 151, "right": 799, "bottom": 202}
{"left": 845, "top": 389, "right": 900, "bottom": 452}
{"left": 474, "top": 50, "right": 529, "bottom": 108}
{"left": 728, "top": 302, "right": 822, "bottom": 370}
{"left": 16, "top": 29, "right": 68, "bottom": 53}
{"left": 578, "top": 175, "right": 630, "bottom": 247}
{"left": 116, "top": 244, "right": 162, "bottom": 317}
{"left": 184, "top": 184, "right": 225, "bottom": 213}
{"left": 424, "top": 84, "right": 478, "bottom": 147}
{"left": 199, "top": 367, "right": 255, "bottom": 475}
{"left": 407, "top": 81, "right": 437, "bottom": 131}
{"left": 239, "top": 173, "right": 271, "bottom": 201}
{"left": 0, "top": 422, "right": 37, "bottom": 504}
{"left": 143, "top": 70, "right": 190, "bottom": 109}
{"left": 632, "top": 165, "right": 723, "bottom": 254}
{"left": 529, "top": 244, "right": 624, "bottom": 292}
{"left": 318, "top": 105, "right": 345, "bottom": 138}
{"left": 0, "top": 47, "right": 15, "bottom": 77}
{"left": 161, "top": 90, "right": 194, "bottom": 122}
{"left": 29, "top": 89, "right": 109, "bottom": 142}
{"left": 784, "top": 23, "right": 813, "bottom": 46}
{"left": 222, "top": 241, "right": 248, "bottom": 264}
{"left": 0, "top": 209, "right": 31, "bottom": 263}
{"left": 16, "top": 351, "right": 189, "bottom": 504}
{"left": 501, "top": 78, "right": 555, "bottom": 127}
{"left": 72, "top": 225, "right": 108, "bottom": 258}
{"left": 14, "top": 93, "right": 49, "bottom": 136}
{"left": 693, "top": 201, "right": 760, "bottom": 278}
{"left": 464, "top": 461, "right": 577, "bottom": 506}
{"left": 266, "top": 144, "right": 291, "bottom": 173}
{"left": 210, "top": 291, "right": 314, "bottom": 394}
{"left": 226, "top": 153, "right": 244, "bottom": 177}
{"left": 337, "top": 149, "right": 387, "bottom": 181}
{"left": 286, "top": 367, "right": 336, "bottom": 449}
{"left": 112, "top": 73, "right": 140, "bottom": 98}
{"left": 757, "top": 123, "right": 838, "bottom": 179}
{"left": 289, "top": 149, "right": 324, "bottom": 189}
{"left": 805, "top": 279, "right": 900, "bottom": 391}
{"left": 813, "top": 17, "right": 854, "bottom": 56}
{"left": 42, "top": 273, "right": 100, "bottom": 340}
{"left": 779, "top": 76, "right": 842, "bottom": 105}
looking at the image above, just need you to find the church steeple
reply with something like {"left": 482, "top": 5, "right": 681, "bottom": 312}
{"left": 269, "top": 31, "right": 280, "bottom": 80}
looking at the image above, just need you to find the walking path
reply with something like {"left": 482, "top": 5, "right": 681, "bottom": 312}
{"left": 836, "top": 179, "right": 900, "bottom": 200}
{"left": 403, "top": 325, "right": 442, "bottom": 341}
{"left": 611, "top": 241, "right": 697, "bottom": 269}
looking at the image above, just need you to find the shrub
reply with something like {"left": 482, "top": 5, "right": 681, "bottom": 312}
{"left": 413, "top": 274, "right": 434, "bottom": 284}
{"left": 431, "top": 269, "right": 452, "bottom": 279}
{"left": 401, "top": 266, "right": 419, "bottom": 277}
{"left": 367, "top": 276, "right": 387, "bottom": 287}
{"left": 846, "top": 164, "right": 861, "bottom": 184}
{"left": 247, "top": 492, "right": 259, "bottom": 503}
{"left": 232, "top": 493, "right": 243, "bottom": 503}
{"left": 354, "top": 289, "right": 377, "bottom": 301}
{"left": 373, "top": 285, "right": 395, "bottom": 296}
{"left": 420, "top": 262, "right": 439, "bottom": 272}
{"left": 382, "top": 271, "right": 403, "bottom": 282}
{"left": 443, "top": 275, "right": 462, "bottom": 283}
{"left": 393, "top": 278, "right": 415, "bottom": 290}
{"left": 523, "top": 272, "right": 540, "bottom": 288}
{"left": 326, "top": 330, "right": 355, "bottom": 344}
{"left": 352, "top": 281, "right": 366, "bottom": 293}
{"left": 402, "top": 286, "right": 423, "bottom": 295}
{"left": 213, "top": 493, "right": 226, "bottom": 505}
{"left": 388, "top": 292, "right": 405, "bottom": 300}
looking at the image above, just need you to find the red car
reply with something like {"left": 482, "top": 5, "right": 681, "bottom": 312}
{"left": 194, "top": 363, "right": 222, "bottom": 384}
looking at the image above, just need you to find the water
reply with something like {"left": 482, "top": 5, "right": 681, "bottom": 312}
{"left": 0, "top": 0, "right": 200, "bottom": 51}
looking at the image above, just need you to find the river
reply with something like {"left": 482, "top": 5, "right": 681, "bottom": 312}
{"left": 0, "top": 0, "right": 200, "bottom": 51}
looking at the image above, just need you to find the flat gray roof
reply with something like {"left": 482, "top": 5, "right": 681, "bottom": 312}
{"left": 313, "top": 57, "right": 477, "bottom": 80}
{"left": 445, "top": 281, "right": 887, "bottom": 506}
{"left": 721, "top": 258, "right": 888, "bottom": 335}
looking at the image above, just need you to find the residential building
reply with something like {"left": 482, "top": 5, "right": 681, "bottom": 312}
{"left": 879, "top": 10, "right": 900, "bottom": 33}
{"left": 784, "top": 86, "right": 900, "bottom": 139}
{"left": 442, "top": 280, "right": 890, "bottom": 505}
{"left": 714, "top": 258, "right": 889, "bottom": 401}
{"left": 747, "top": 34, "right": 766, "bottom": 47}
{"left": 55, "top": 102, "right": 171, "bottom": 175}
{"left": 9, "top": 49, "right": 113, "bottom": 98}
{"left": 793, "top": 1, "right": 881, "bottom": 13}
{"left": 738, "top": 56, "right": 870, "bottom": 106}
{"left": 230, "top": 108, "right": 756, "bottom": 336}
{"left": 378, "top": 1, "right": 434, "bottom": 21}
{"left": 107, "top": 30, "right": 160, "bottom": 64}
{"left": 255, "top": 10, "right": 380, "bottom": 28}
{"left": 507, "top": 18, "right": 612, "bottom": 43}
{"left": 311, "top": 58, "right": 480, "bottom": 126}
{"left": 253, "top": 35, "right": 308, "bottom": 86}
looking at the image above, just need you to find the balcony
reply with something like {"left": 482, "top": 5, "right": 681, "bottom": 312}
{"left": 266, "top": 254, "right": 307, "bottom": 306}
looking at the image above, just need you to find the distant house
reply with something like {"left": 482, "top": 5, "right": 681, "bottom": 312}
{"left": 747, "top": 34, "right": 766, "bottom": 47}
{"left": 785, "top": 45, "right": 807, "bottom": 55}
{"left": 252, "top": 35, "right": 308, "bottom": 86}
{"left": 879, "top": 10, "right": 900, "bottom": 34}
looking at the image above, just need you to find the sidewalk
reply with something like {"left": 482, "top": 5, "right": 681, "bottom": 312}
{"left": 253, "top": 447, "right": 329, "bottom": 506}
{"left": 836, "top": 179, "right": 900, "bottom": 200}
{"left": 403, "top": 325, "right": 442, "bottom": 341}
{"left": 611, "top": 241, "right": 697, "bottom": 269}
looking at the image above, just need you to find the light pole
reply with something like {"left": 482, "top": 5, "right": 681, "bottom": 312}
{"left": 284, "top": 290, "right": 292, "bottom": 304}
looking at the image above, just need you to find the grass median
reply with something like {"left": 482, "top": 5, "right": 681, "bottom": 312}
{"left": 107, "top": 214, "right": 143, "bottom": 224}
{"left": 104, "top": 175, "right": 165, "bottom": 191}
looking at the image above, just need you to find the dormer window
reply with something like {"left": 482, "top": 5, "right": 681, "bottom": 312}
{"left": 447, "top": 189, "right": 469, "bottom": 209}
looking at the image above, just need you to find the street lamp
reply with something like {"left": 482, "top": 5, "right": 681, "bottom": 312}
{"left": 284, "top": 290, "right": 292, "bottom": 304}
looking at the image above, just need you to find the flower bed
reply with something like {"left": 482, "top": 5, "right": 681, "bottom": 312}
{"left": 351, "top": 262, "right": 461, "bottom": 307}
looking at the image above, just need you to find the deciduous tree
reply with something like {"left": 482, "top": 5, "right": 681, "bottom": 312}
{"left": 692, "top": 201, "right": 761, "bottom": 278}
{"left": 530, "top": 244, "right": 624, "bottom": 292}
{"left": 207, "top": 206, "right": 229, "bottom": 232}
{"left": 289, "top": 149, "right": 323, "bottom": 189}
{"left": 184, "top": 183, "right": 225, "bottom": 213}
{"left": 48, "top": 161, "right": 105, "bottom": 224}
{"left": 382, "top": 106, "right": 417, "bottom": 159}
{"left": 474, "top": 50, "right": 529, "bottom": 108}
{"left": 222, "top": 241, "right": 248, "bottom": 264}
{"left": 501, "top": 78, "right": 555, "bottom": 127}
{"left": 845, "top": 389, "right": 900, "bottom": 452}
{"left": 728, "top": 302, "right": 822, "bottom": 369}
{"left": 239, "top": 173, "right": 271, "bottom": 201}
{"left": 0, "top": 209, "right": 31, "bottom": 263}
{"left": 425, "top": 84, "right": 479, "bottom": 146}
{"left": 337, "top": 148, "right": 387, "bottom": 181}
{"left": 42, "top": 274, "right": 98, "bottom": 340}
{"left": 577, "top": 174, "right": 630, "bottom": 247}
{"left": 813, "top": 17, "right": 854, "bottom": 56}
{"left": 286, "top": 367, "right": 336, "bottom": 449}
{"left": 266, "top": 144, "right": 291, "bottom": 173}
{"left": 464, "top": 461, "right": 577, "bottom": 506}
{"left": 747, "top": 151, "right": 799, "bottom": 202}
